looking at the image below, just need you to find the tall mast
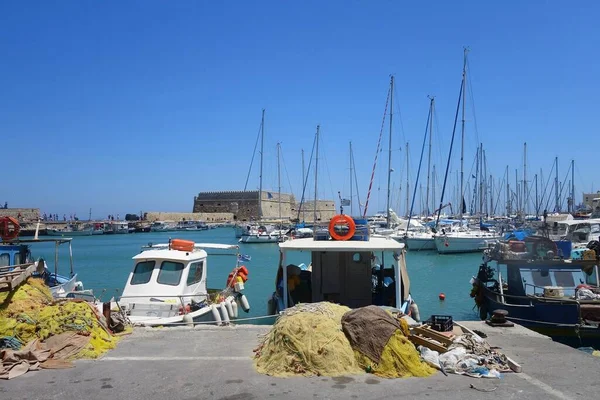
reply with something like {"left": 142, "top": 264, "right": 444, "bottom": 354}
{"left": 515, "top": 169, "right": 519, "bottom": 215}
{"left": 277, "top": 142, "right": 281, "bottom": 223}
{"left": 489, "top": 174, "right": 493, "bottom": 217}
{"left": 314, "top": 125, "right": 320, "bottom": 225}
{"left": 386, "top": 76, "right": 394, "bottom": 227}
{"left": 405, "top": 142, "right": 410, "bottom": 217}
{"left": 432, "top": 165, "right": 436, "bottom": 217}
{"left": 460, "top": 47, "right": 468, "bottom": 220}
{"left": 524, "top": 142, "right": 527, "bottom": 215}
{"left": 571, "top": 159, "right": 575, "bottom": 213}
{"left": 258, "top": 109, "right": 265, "bottom": 220}
{"left": 535, "top": 173, "right": 539, "bottom": 217}
{"left": 425, "top": 96, "right": 434, "bottom": 216}
{"left": 506, "top": 165, "right": 510, "bottom": 216}
{"left": 301, "top": 149, "right": 306, "bottom": 222}
{"left": 350, "top": 142, "right": 353, "bottom": 216}
{"left": 555, "top": 157, "right": 559, "bottom": 212}
{"left": 483, "top": 148, "right": 488, "bottom": 215}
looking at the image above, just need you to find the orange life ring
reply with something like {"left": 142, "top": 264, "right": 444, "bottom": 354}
{"left": 328, "top": 215, "right": 356, "bottom": 241}
{"left": 0, "top": 217, "right": 20, "bottom": 241}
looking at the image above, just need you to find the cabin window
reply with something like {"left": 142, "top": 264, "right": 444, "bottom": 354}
{"left": 157, "top": 261, "right": 184, "bottom": 286}
{"left": 130, "top": 261, "right": 155, "bottom": 285}
{"left": 14, "top": 253, "right": 22, "bottom": 265}
{"left": 0, "top": 253, "right": 9, "bottom": 267}
{"left": 187, "top": 261, "right": 204, "bottom": 285}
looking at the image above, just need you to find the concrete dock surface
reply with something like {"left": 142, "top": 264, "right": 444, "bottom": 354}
{"left": 2, "top": 321, "right": 599, "bottom": 400}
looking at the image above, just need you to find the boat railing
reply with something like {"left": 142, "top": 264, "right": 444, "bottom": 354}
{"left": 523, "top": 283, "right": 577, "bottom": 298}
{"left": 119, "top": 291, "right": 228, "bottom": 316}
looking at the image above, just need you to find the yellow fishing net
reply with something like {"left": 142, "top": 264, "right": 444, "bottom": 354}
{"left": 353, "top": 330, "right": 436, "bottom": 378}
{"left": 254, "top": 302, "right": 362, "bottom": 377}
{"left": 0, "top": 278, "right": 123, "bottom": 358}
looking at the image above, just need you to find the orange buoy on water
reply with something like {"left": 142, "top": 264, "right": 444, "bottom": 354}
{"left": 439, "top": 293, "right": 446, "bottom": 301}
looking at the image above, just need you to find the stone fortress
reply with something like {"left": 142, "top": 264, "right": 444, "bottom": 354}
{"left": 193, "top": 190, "right": 336, "bottom": 222}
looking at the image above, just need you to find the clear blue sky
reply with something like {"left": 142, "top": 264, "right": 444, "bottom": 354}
{"left": 1, "top": 1, "right": 598, "bottom": 218}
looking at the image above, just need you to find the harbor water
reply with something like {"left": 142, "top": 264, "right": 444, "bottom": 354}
{"left": 24, "top": 227, "right": 483, "bottom": 323}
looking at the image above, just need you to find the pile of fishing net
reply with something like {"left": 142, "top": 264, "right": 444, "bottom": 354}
{"left": 0, "top": 278, "right": 124, "bottom": 379}
{"left": 254, "top": 302, "right": 435, "bottom": 378}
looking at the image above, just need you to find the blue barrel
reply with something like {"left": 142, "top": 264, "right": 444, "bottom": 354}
{"left": 554, "top": 240, "right": 572, "bottom": 259}
{"left": 351, "top": 218, "right": 370, "bottom": 241}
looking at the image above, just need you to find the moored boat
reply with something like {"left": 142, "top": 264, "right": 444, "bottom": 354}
{"left": 118, "top": 239, "right": 251, "bottom": 326}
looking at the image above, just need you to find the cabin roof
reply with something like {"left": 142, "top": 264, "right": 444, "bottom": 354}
{"left": 279, "top": 237, "right": 404, "bottom": 252}
{"left": 133, "top": 248, "right": 208, "bottom": 262}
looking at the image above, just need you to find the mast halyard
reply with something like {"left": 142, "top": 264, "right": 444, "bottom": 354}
{"left": 314, "top": 125, "right": 320, "bottom": 226}
{"left": 386, "top": 76, "right": 394, "bottom": 227}
{"left": 460, "top": 47, "right": 468, "bottom": 220}
{"left": 425, "top": 96, "right": 434, "bottom": 216}
{"left": 258, "top": 109, "right": 265, "bottom": 221}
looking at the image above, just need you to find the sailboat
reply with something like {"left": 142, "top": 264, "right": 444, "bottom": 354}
{"left": 433, "top": 49, "right": 501, "bottom": 254}
{"left": 239, "top": 110, "right": 281, "bottom": 244}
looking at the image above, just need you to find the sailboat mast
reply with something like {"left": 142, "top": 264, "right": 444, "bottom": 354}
{"left": 535, "top": 173, "right": 539, "bottom": 217}
{"left": 432, "top": 165, "right": 436, "bottom": 216}
{"left": 314, "top": 125, "right": 320, "bottom": 226}
{"left": 555, "top": 157, "right": 559, "bottom": 212}
{"left": 301, "top": 149, "right": 306, "bottom": 222}
{"left": 489, "top": 174, "right": 493, "bottom": 217}
{"left": 405, "top": 142, "right": 410, "bottom": 217}
{"left": 386, "top": 76, "right": 394, "bottom": 227}
{"left": 350, "top": 142, "right": 353, "bottom": 216}
{"left": 277, "top": 142, "right": 281, "bottom": 223}
{"left": 506, "top": 165, "right": 510, "bottom": 216}
{"left": 571, "top": 159, "right": 575, "bottom": 213}
{"left": 258, "top": 109, "right": 265, "bottom": 221}
{"left": 524, "top": 142, "right": 527, "bottom": 215}
{"left": 460, "top": 48, "right": 467, "bottom": 220}
{"left": 425, "top": 96, "right": 434, "bottom": 216}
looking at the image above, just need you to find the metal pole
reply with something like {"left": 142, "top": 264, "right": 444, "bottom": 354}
{"left": 314, "top": 125, "right": 320, "bottom": 225}
{"left": 259, "top": 109, "right": 265, "bottom": 220}
{"left": 524, "top": 142, "right": 527, "bottom": 215}
{"left": 350, "top": 142, "right": 353, "bottom": 216}
{"left": 301, "top": 149, "right": 306, "bottom": 222}
{"left": 460, "top": 48, "right": 467, "bottom": 220}
{"left": 54, "top": 242, "right": 58, "bottom": 277}
{"left": 506, "top": 165, "right": 510, "bottom": 216}
{"left": 69, "top": 241, "right": 74, "bottom": 277}
{"left": 571, "top": 159, "right": 575, "bottom": 213}
{"left": 405, "top": 142, "right": 410, "bottom": 217}
{"left": 535, "top": 173, "right": 539, "bottom": 217}
{"left": 425, "top": 96, "right": 434, "bottom": 216}
{"left": 277, "top": 142, "right": 281, "bottom": 223}
{"left": 555, "top": 157, "right": 559, "bottom": 212}
{"left": 432, "top": 165, "right": 436, "bottom": 217}
{"left": 386, "top": 76, "right": 394, "bottom": 227}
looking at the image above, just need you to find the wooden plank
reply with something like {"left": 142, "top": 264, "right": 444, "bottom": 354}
{"left": 0, "top": 263, "right": 34, "bottom": 273}
{"left": 412, "top": 325, "right": 455, "bottom": 345}
{"left": 9, "top": 264, "right": 37, "bottom": 290}
{"left": 408, "top": 335, "right": 449, "bottom": 353}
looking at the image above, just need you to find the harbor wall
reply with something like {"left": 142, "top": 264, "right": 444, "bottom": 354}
{"left": 144, "top": 212, "right": 233, "bottom": 222}
{"left": 0, "top": 208, "right": 40, "bottom": 221}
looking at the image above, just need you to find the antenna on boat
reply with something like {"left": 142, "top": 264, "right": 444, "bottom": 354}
{"left": 34, "top": 218, "right": 40, "bottom": 240}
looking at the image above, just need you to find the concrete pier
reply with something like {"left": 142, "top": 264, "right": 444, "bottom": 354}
{"left": 2, "top": 322, "right": 599, "bottom": 400}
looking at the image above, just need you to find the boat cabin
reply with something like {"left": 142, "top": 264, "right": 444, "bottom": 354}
{"left": 120, "top": 241, "right": 239, "bottom": 319}
{"left": 276, "top": 237, "right": 410, "bottom": 312}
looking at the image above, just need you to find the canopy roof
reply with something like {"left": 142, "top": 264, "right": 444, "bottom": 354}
{"left": 279, "top": 237, "right": 404, "bottom": 252}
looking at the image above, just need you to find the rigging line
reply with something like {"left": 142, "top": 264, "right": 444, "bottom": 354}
{"left": 243, "top": 120, "right": 263, "bottom": 191}
{"left": 296, "top": 133, "right": 317, "bottom": 222}
{"left": 465, "top": 56, "right": 481, "bottom": 147}
{"left": 436, "top": 78, "right": 464, "bottom": 227}
{"left": 406, "top": 103, "right": 432, "bottom": 233}
{"left": 279, "top": 144, "right": 295, "bottom": 198}
{"left": 492, "top": 171, "right": 506, "bottom": 216}
{"left": 539, "top": 160, "right": 556, "bottom": 211}
{"left": 557, "top": 163, "right": 573, "bottom": 207}
{"left": 351, "top": 146, "right": 363, "bottom": 216}
{"left": 393, "top": 83, "right": 408, "bottom": 147}
{"left": 363, "top": 84, "right": 391, "bottom": 217}
{"left": 319, "top": 140, "right": 337, "bottom": 205}
{"left": 544, "top": 179, "right": 556, "bottom": 212}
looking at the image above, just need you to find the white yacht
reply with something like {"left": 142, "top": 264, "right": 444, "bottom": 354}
{"left": 118, "top": 239, "right": 251, "bottom": 326}
{"left": 434, "top": 227, "right": 500, "bottom": 254}
{"left": 238, "top": 224, "right": 281, "bottom": 244}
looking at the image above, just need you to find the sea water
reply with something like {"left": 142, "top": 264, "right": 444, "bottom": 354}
{"left": 24, "top": 228, "right": 483, "bottom": 323}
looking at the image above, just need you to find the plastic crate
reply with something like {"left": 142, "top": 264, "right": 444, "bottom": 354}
{"left": 426, "top": 315, "right": 453, "bottom": 332}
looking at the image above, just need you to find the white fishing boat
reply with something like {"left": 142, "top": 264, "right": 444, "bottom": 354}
{"left": 434, "top": 228, "right": 500, "bottom": 254}
{"left": 104, "top": 221, "right": 129, "bottom": 234}
{"left": 150, "top": 221, "right": 177, "bottom": 232}
{"left": 238, "top": 224, "right": 281, "bottom": 244}
{"left": 267, "top": 215, "right": 419, "bottom": 319}
{"left": 118, "top": 239, "right": 251, "bottom": 326}
{"left": 46, "top": 224, "right": 93, "bottom": 236}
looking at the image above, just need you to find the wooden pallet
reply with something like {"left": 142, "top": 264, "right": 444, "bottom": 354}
{"left": 409, "top": 324, "right": 456, "bottom": 353}
{"left": 0, "top": 263, "right": 39, "bottom": 292}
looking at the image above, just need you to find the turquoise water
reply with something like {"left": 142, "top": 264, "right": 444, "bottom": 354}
{"left": 24, "top": 228, "right": 482, "bottom": 322}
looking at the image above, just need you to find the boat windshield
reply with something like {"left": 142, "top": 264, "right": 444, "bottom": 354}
{"left": 157, "top": 261, "right": 184, "bottom": 286}
{"left": 131, "top": 261, "right": 155, "bottom": 285}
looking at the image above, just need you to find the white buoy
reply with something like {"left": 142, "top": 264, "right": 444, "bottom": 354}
{"left": 211, "top": 304, "right": 222, "bottom": 325}
{"left": 182, "top": 313, "right": 194, "bottom": 327}
{"left": 230, "top": 299, "right": 239, "bottom": 318}
{"left": 220, "top": 302, "right": 230, "bottom": 324}
{"left": 239, "top": 294, "right": 250, "bottom": 313}
{"left": 224, "top": 298, "right": 234, "bottom": 319}
{"left": 409, "top": 302, "right": 421, "bottom": 322}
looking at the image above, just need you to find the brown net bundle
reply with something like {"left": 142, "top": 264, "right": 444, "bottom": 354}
{"left": 254, "top": 302, "right": 362, "bottom": 377}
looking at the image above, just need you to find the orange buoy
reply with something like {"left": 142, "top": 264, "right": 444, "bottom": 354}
{"left": 171, "top": 239, "right": 195, "bottom": 252}
{"left": 328, "top": 215, "right": 356, "bottom": 241}
{"left": 439, "top": 293, "right": 446, "bottom": 301}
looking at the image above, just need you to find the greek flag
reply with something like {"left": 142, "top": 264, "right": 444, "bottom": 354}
{"left": 341, "top": 198, "right": 351, "bottom": 206}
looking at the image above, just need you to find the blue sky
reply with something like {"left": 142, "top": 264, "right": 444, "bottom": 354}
{"left": 1, "top": 1, "right": 598, "bottom": 218}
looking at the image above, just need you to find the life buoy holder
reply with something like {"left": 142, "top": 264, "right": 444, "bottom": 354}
{"left": 328, "top": 215, "right": 356, "bottom": 241}
{"left": 0, "top": 217, "right": 20, "bottom": 242}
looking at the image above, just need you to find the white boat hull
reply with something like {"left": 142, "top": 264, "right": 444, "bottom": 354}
{"left": 49, "top": 273, "right": 79, "bottom": 297}
{"left": 239, "top": 234, "right": 280, "bottom": 243}
{"left": 46, "top": 229, "right": 93, "bottom": 236}
{"left": 404, "top": 237, "right": 436, "bottom": 251}
{"left": 434, "top": 234, "right": 500, "bottom": 254}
